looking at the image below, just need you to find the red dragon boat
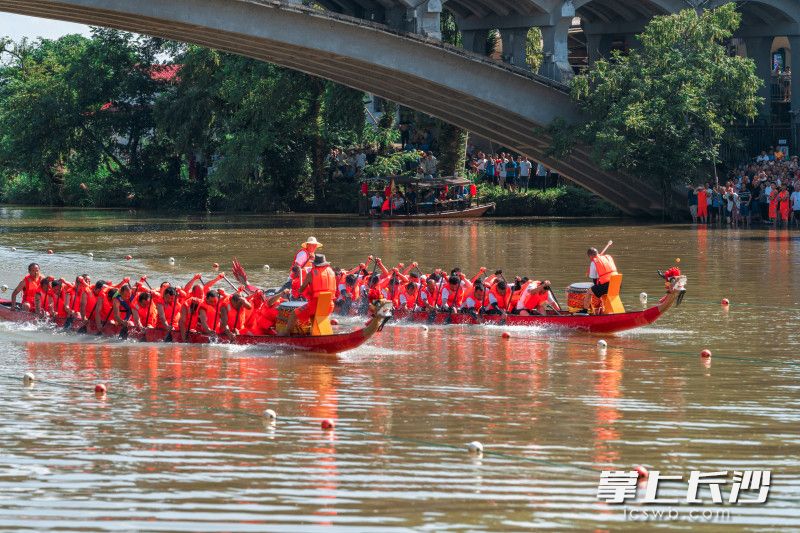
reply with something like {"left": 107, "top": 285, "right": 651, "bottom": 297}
{"left": 370, "top": 276, "right": 687, "bottom": 335}
{"left": 0, "top": 299, "right": 393, "bottom": 354}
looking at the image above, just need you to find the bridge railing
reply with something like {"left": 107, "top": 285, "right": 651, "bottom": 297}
{"left": 245, "top": 0, "right": 571, "bottom": 94}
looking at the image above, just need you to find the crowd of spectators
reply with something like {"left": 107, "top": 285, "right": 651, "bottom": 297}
{"left": 466, "top": 151, "right": 553, "bottom": 190}
{"left": 687, "top": 147, "right": 800, "bottom": 227}
{"left": 324, "top": 147, "right": 377, "bottom": 181}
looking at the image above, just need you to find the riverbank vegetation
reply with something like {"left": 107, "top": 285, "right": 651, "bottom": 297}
{"left": 477, "top": 184, "right": 622, "bottom": 217}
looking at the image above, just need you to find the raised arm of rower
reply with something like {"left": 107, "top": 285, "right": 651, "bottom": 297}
{"left": 184, "top": 273, "right": 202, "bottom": 293}
{"left": 203, "top": 273, "right": 226, "bottom": 292}
{"left": 375, "top": 258, "right": 390, "bottom": 277}
{"left": 402, "top": 262, "right": 418, "bottom": 276}
{"left": 470, "top": 267, "right": 487, "bottom": 285}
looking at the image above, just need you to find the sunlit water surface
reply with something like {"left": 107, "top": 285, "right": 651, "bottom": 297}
{"left": 1, "top": 207, "right": 799, "bottom": 531}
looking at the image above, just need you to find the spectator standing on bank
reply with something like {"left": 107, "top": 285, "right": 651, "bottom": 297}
{"left": 536, "top": 162, "right": 548, "bottom": 190}
{"left": 519, "top": 156, "right": 532, "bottom": 191}
{"left": 688, "top": 185, "right": 698, "bottom": 223}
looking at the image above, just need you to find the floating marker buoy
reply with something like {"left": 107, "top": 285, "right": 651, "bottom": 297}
{"left": 597, "top": 339, "right": 608, "bottom": 350}
{"left": 675, "top": 258, "right": 681, "bottom": 263}
{"left": 212, "top": 262, "right": 219, "bottom": 270}
{"left": 11, "top": 247, "right": 16, "bottom": 251}
{"left": 47, "top": 249, "right": 54, "bottom": 255}
{"left": 124, "top": 255, "right": 132, "bottom": 261}
{"left": 321, "top": 419, "right": 335, "bottom": 430}
{"left": 639, "top": 292, "right": 648, "bottom": 304}
{"left": 264, "top": 408, "right": 277, "bottom": 421}
{"left": 168, "top": 257, "right": 175, "bottom": 265}
{"left": 22, "top": 373, "right": 35, "bottom": 386}
{"left": 1, "top": 285, "right": 7, "bottom": 293}
{"left": 700, "top": 349, "right": 712, "bottom": 358}
{"left": 330, "top": 319, "right": 338, "bottom": 326}
{"left": 501, "top": 332, "right": 510, "bottom": 339}
{"left": 721, "top": 298, "right": 729, "bottom": 306}
{"left": 95, "top": 383, "right": 107, "bottom": 395}
{"left": 634, "top": 465, "right": 649, "bottom": 480}
{"left": 421, "top": 325, "right": 429, "bottom": 332}
{"left": 88, "top": 252, "right": 94, "bottom": 258}
{"left": 263, "top": 265, "right": 270, "bottom": 271}
{"left": 467, "top": 441, "right": 484, "bottom": 454}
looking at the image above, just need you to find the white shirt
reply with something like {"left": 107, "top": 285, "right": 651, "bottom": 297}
{"left": 371, "top": 195, "right": 382, "bottom": 208}
{"left": 791, "top": 191, "right": 800, "bottom": 210}
{"left": 519, "top": 160, "right": 532, "bottom": 177}
{"left": 294, "top": 249, "right": 311, "bottom": 268}
{"left": 588, "top": 262, "right": 598, "bottom": 279}
{"left": 536, "top": 163, "right": 548, "bottom": 177}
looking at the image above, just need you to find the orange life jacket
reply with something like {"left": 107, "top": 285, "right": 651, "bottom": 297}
{"left": 220, "top": 303, "right": 247, "bottom": 334}
{"left": 159, "top": 299, "right": 180, "bottom": 328}
{"left": 461, "top": 290, "right": 484, "bottom": 311}
{"left": 489, "top": 285, "right": 511, "bottom": 311}
{"left": 84, "top": 289, "right": 99, "bottom": 319}
{"left": 53, "top": 287, "right": 70, "bottom": 318}
{"left": 439, "top": 285, "right": 462, "bottom": 308}
{"left": 590, "top": 255, "right": 618, "bottom": 285}
{"left": 310, "top": 266, "right": 336, "bottom": 298}
{"left": 22, "top": 274, "right": 41, "bottom": 305}
{"left": 97, "top": 288, "right": 113, "bottom": 320}
{"left": 183, "top": 297, "right": 203, "bottom": 331}
{"left": 519, "top": 281, "right": 547, "bottom": 311}
{"left": 134, "top": 302, "right": 156, "bottom": 328}
{"left": 198, "top": 300, "right": 220, "bottom": 332}
{"left": 509, "top": 287, "right": 523, "bottom": 310}
{"left": 71, "top": 285, "right": 85, "bottom": 313}
{"left": 398, "top": 288, "right": 418, "bottom": 310}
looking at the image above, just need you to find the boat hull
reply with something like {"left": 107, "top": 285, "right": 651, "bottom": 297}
{"left": 0, "top": 300, "right": 382, "bottom": 354}
{"left": 390, "top": 306, "right": 663, "bottom": 334}
{"left": 376, "top": 203, "right": 494, "bottom": 220}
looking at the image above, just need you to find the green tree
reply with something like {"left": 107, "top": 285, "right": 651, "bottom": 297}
{"left": 571, "top": 3, "right": 762, "bottom": 205}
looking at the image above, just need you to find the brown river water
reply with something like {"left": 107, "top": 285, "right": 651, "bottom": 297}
{"left": 0, "top": 207, "right": 799, "bottom": 531}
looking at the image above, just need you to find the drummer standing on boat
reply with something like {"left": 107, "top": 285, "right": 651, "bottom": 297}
{"left": 585, "top": 245, "right": 619, "bottom": 313}
{"left": 283, "top": 254, "right": 336, "bottom": 335}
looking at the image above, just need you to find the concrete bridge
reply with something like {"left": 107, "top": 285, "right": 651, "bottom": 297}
{"left": 1, "top": 1, "right": 798, "bottom": 215}
{"left": 0, "top": 0, "right": 667, "bottom": 215}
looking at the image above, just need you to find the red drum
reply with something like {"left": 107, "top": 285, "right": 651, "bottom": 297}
{"left": 566, "top": 282, "right": 593, "bottom": 313}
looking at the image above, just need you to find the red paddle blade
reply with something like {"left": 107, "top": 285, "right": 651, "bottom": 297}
{"left": 231, "top": 258, "right": 249, "bottom": 286}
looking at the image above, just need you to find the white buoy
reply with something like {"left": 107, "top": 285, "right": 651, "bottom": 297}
{"left": 264, "top": 408, "right": 277, "bottom": 422}
{"left": 1, "top": 285, "right": 7, "bottom": 293}
{"left": 597, "top": 339, "right": 608, "bottom": 350}
{"left": 263, "top": 264, "right": 270, "bottom": 271}
{"left": 421, "top": 325, "right": 429, "bottom": 332}
{"left": 23, "top": 373, "right": 35, "bottom": 386}
{"left": 168, "top": 257, "right": 175, "bottom": 265}
{"left": 11, "top": 247, "right": 16, "bottom": 251}
{"left": 639, "top": 292, "right": 648, "bottom": 304}
{"left": 87, "top": 252, "right": 94, "bottom": 258}
{"left": 467, "top": 441, "right": 484, "bottom": 454}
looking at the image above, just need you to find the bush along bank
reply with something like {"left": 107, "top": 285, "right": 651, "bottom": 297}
{"left": 476, "top": 184, "right": 624, "bottom": 217}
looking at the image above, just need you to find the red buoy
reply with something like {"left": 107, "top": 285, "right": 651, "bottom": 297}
{"left": 321, "top": 419, "right": 335, "bottom": 430}
{"left": 721, "top": 298, "right": 730, "bottom": 306}
{"left": 634, "top": 465, "right": 649, "bottom": 480}
{"left": 95, "top": 383, "right": 107, "bottom": 395}
{"left": 330, "top": 319, "right": 339, "bottom": 326}
{"left": 47, "top": 249, "right": 54, "bottom": 255}
{"left": 700, "top": 349, "right": 712, "bottom": 358}
{"left": 501, "top": 332, "right": 511, "bottom": 339}
{"left": 124, "top": 255, "right": 132, "bottom": 261}
{"left": 212, "top": 262, "right": 219, "bottom": 269}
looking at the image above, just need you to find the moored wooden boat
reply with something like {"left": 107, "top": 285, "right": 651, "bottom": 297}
{"left": 0, "top": 299, "right": 393, "bottom": 354}
{"left": 379, "top": 203, "right": 495, "bottom": 220}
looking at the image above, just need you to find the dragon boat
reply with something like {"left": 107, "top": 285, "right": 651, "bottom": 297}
{"left": 354, "top": 274, "right": 687, "bottom": 335}
{"left": 0, "top": 299, "right": 393, "bottom": 354}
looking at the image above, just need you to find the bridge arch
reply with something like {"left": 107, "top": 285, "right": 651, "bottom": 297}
{"left": 0, "top": 0, "right": 665, "bottom": 214}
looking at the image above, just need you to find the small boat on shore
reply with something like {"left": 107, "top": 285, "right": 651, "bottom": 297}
{"left": 361, "top": 176, "right": 494, "bottom": 220}
{"left": 0, "top": 300, "right": 393, "bottom": 354}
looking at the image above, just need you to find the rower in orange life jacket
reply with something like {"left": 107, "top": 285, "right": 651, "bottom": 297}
{"left": 460, "top": 283, "right": 485, "bottom": 315}
{"left": 10, "top": 262, "right": 42, "bottom": 312}
{"left": 283, "top": 254, "right": 336, "bottom": 335}
{"left": 194, "top": 290, "right": 224, "bottom": 336}
{"left": 35, "top": 277, "right": 55, "bottom": 317}
{"left": 217, "top": 293, "right": 253, "bottom": 340}
{"left": 155, "top": 287, "right": 180, "bottom": 330}
{"left": 133, "top": 291, "right": 157, "bottom": 328}
{"left": 585, "top": 247, "right": 619, "bottom": 313}
{"left": 516, "top": 280, "right": 551, "bottom": 315}
{"left": 486, "top": 280, "right": 512, "bottom": 315}
{"left": 397, "top": 282, "right": 419, "bottom": 311}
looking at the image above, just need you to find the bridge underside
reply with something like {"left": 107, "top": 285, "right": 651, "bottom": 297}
{"left": 0, "top": 0, "right": 665, "bottom": 215}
